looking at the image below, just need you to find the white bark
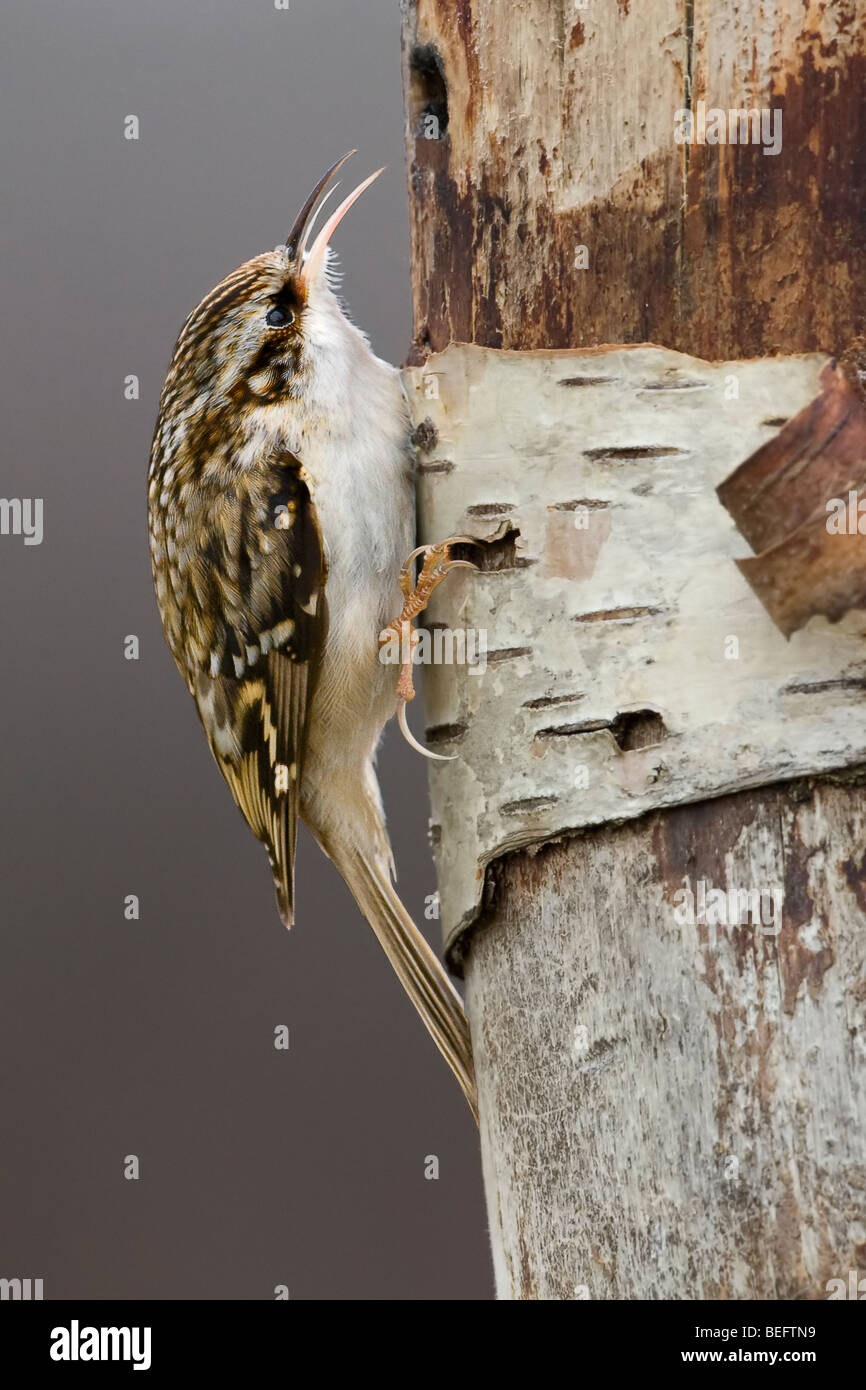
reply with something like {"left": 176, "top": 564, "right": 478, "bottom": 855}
{"left": 403, "top": 344, "right": 866, "bottom": 962}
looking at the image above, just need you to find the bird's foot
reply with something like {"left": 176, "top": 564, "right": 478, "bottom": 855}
{"left": 380, "top": 538, "right": 477, "bottom": 760}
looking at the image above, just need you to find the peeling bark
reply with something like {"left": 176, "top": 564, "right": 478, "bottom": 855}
{"left": 403, "top": 343, "right": 866, "bottom": 965}
{"left": 718, "top": 345, "right": 866, "bottom": 634}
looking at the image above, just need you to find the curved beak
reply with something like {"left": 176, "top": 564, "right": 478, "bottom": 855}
{"left": 285, "top": 151, "right": 384, "bottom": 289}
{"left": 285, "top": 150, "right": 355, "bottom": 260}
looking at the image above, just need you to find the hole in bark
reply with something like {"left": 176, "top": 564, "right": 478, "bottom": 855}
{"left": 452, "top": 527, "right": 531, "bottom": 571}
{"left": 609, "top": 709, "right": 668, "bottom": 750}
{"left": 409, "top": 45, "right": 448, "bottom": 140}
{"left": 535, "top": 709, "right": 667, "bottom": 750}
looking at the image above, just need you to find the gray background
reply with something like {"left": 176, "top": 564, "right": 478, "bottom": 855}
{"left": 0, "top": 0, "right": 490, "bottom": 1299}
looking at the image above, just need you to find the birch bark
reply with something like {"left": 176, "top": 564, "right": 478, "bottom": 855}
{"left": 400, "top": 0, "right": 866, "bottom": 1299}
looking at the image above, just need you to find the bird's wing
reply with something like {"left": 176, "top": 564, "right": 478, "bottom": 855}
{"left": 185, "top": 448, "right": 327, "bottom": 925}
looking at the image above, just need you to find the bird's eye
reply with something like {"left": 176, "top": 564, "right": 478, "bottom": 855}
{"left": 266, "top": 305, "right": 294, "bottom": 328}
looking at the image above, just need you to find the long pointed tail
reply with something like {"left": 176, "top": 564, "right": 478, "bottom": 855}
{"left": 326, "top": 838, "right": 479, "bottom": 1125}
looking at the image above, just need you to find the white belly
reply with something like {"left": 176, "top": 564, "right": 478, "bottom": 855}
{"left": 255, "top": 281, "right": 416, "bottom": 831}
{"left": 308, "top": 423, "right": 415, "bottom": 751}
{"left": 281, "top": 349, "right": 415, "bottom": 784}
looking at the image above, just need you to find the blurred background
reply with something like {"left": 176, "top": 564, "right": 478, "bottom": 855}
{"left": 0, "top": 0, "right": 490, "bottom": 1299}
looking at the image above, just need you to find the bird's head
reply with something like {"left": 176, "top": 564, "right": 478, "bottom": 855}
{"left": 160, "top": 152, "right": 382, "bottom": 419}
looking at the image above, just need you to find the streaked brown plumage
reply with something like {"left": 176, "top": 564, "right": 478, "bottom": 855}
{"left": 148, "top": 154, "right": 478, "bottom": 1121}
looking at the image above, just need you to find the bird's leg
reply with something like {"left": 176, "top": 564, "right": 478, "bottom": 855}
{"left": 380, "top": 538, "right": 478, "bottom": 760}
{"left": 385, "top": 537, "right": 478, "bottom": 702}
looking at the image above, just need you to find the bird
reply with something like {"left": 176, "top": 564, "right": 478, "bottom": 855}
{"left": 148, "top": 152, "right": 478, "bottom": 1123}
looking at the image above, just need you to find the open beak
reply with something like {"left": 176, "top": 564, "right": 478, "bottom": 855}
{"left": 285, "top": 151, "right": 384, "bottom": 289}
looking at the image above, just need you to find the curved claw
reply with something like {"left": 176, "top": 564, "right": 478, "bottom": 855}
{"left": 401, "top": 542, "right": 433, "bottom": 573}
{"left": 397, "top": 701, "right": 456, "bottom": 762}
{"left": 399, "top": 536, "right": 483, "bottom": 578}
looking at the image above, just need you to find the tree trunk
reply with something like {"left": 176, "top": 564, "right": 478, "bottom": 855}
{"left": 400, "top": 0, "right": 866, "bottom": 1300}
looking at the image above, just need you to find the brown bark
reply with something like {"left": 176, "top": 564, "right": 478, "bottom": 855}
{"left": 401, "top": 0, "right": 866, "bottom": 1299}
{"left": 402, "top": 0, "right": 866, "bottom": 360}
{"left": 718, "top": 349, "right": 866, "bottom": 634}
